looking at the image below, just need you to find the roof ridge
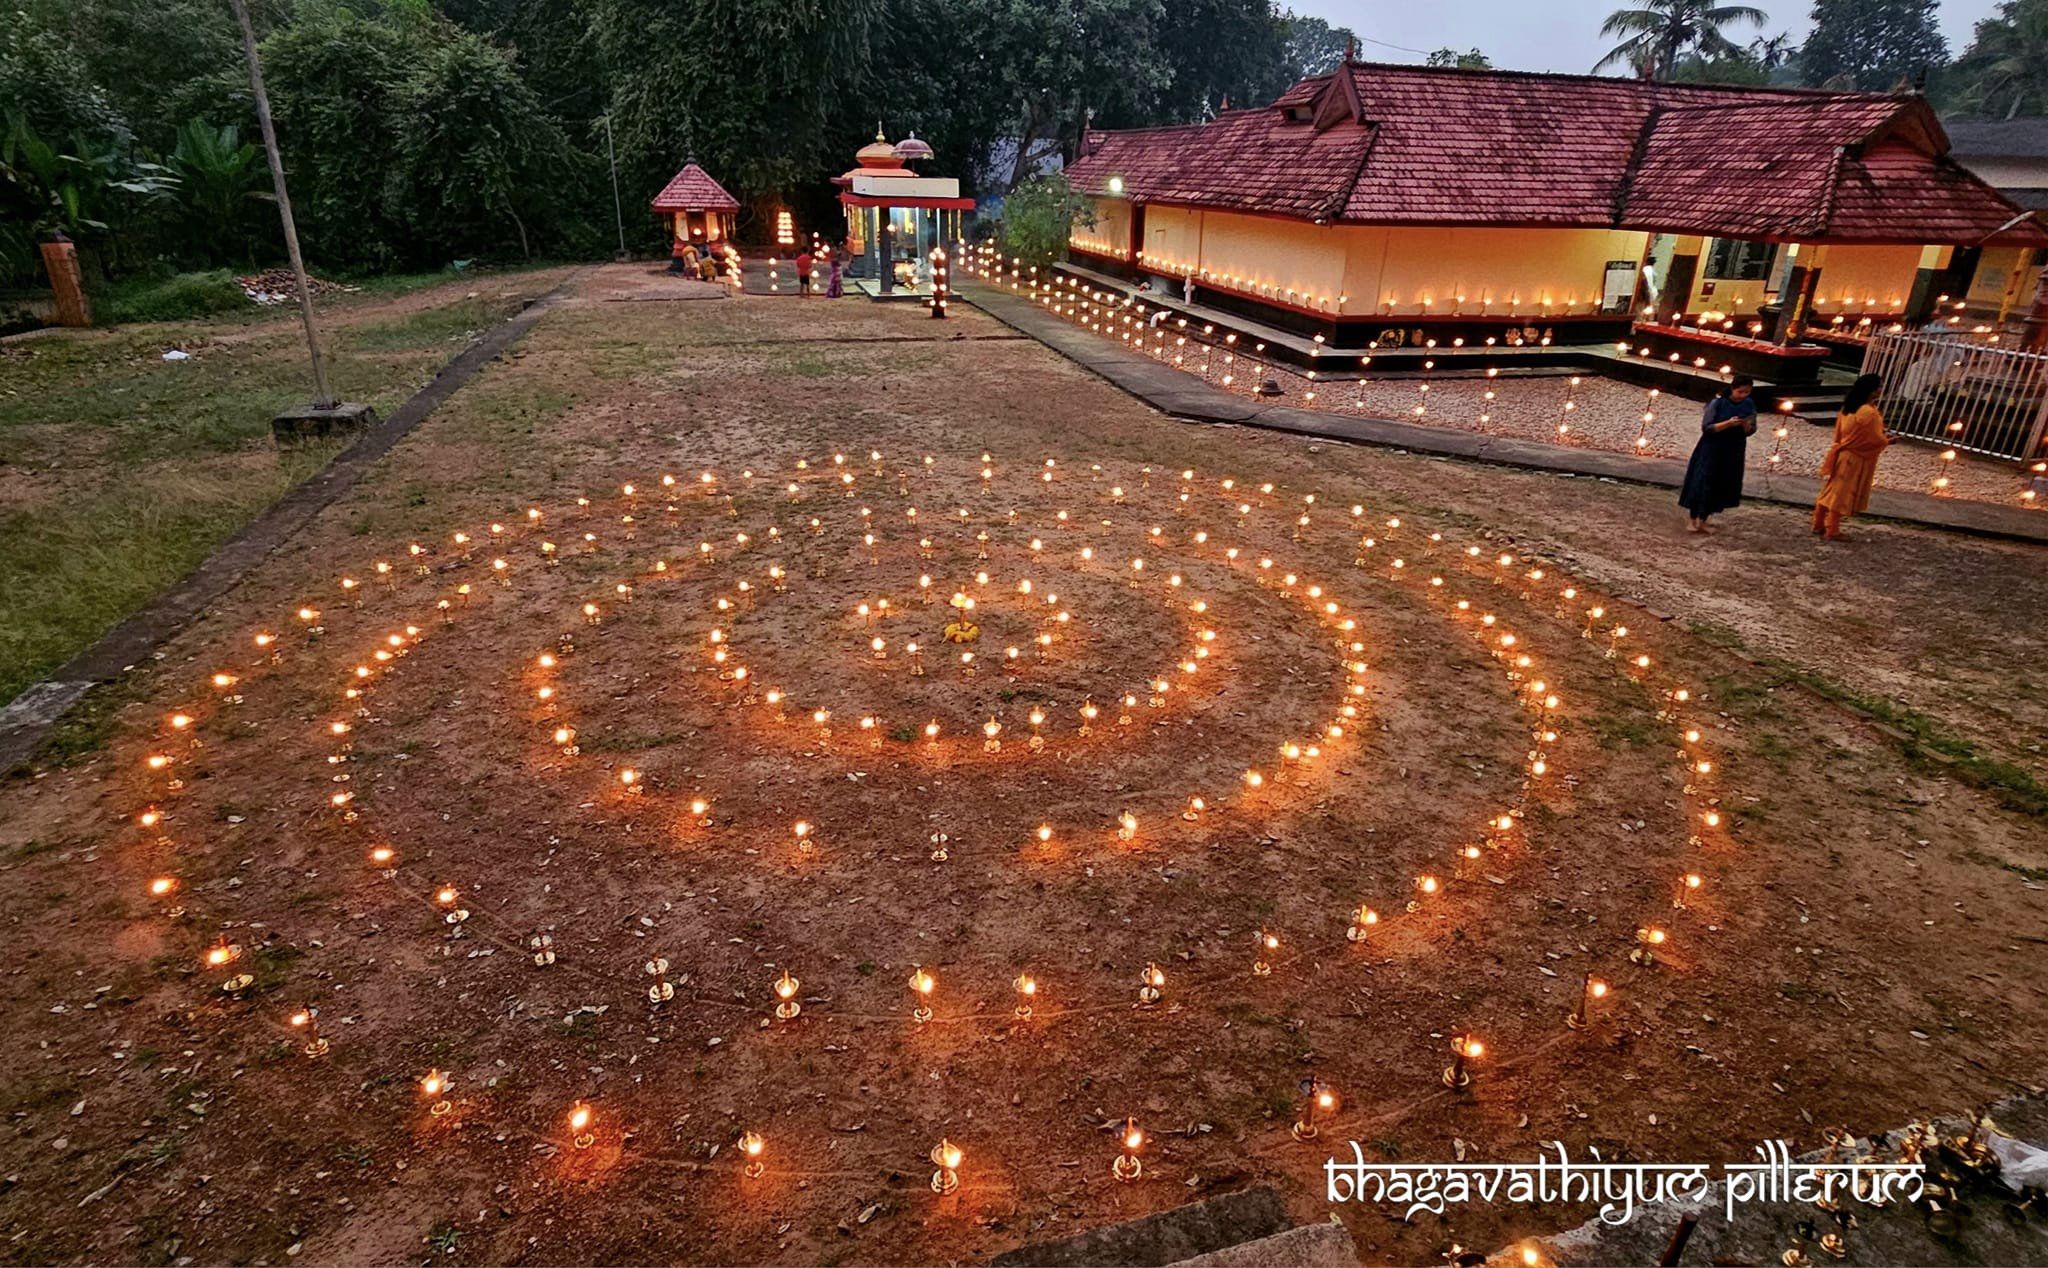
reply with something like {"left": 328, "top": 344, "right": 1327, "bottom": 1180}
{"left": 1338, "top": 57, "right": 1909, "bottom": 103}
{"left": 1611, "top": 103, "right": 1664, "bottom": 229}
{"left": 1814, "top": 146, "right": 1848, "bottom": 239}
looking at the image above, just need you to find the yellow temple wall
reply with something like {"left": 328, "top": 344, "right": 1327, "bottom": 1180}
{"left": 1807, "top": 244, "right": 1923, "bottom": 314}
{"left": 1127, "top": 207, "right": 1347, "bottom": 310}
{"left": 1074, "top": 202, "right": 1930, "bottom": 323}
{"left": 1344, "top": 226, "right": 1649, "bottom": 318}
{"left": 1073, "top": 197, "right": 1131, "bottom": 258}
{"left": 1965, "top": 246, "right": 2042, "bottom": 315}
{"left": 1087, "top": 203, "right": 1645, "bottom": 318}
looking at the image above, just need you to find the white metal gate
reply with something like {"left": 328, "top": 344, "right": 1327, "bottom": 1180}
{"left": 1859, "top": 331, "right": 2048, "bottom": 461}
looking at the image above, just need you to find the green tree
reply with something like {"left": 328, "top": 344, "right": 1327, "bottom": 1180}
{"left": 1282, "top": 12, "right": 1357, "bottom": 78}
{"left": 1595, "top": 0, "right": 1770, "bottom": 79}
{"left": 1152, "top": 0, "right": 1295, "bottom": 118}
{"left": 1798, "top": 0, "right": 1946, "bottom": 90}
{"left": 389, "top": 27, "right": 583, "bottom": 261}
{"left": 1425, "top": 47, "right": 1494, "bottom": 69}
{"left": 1947, "top": 0, "right": 2048, "bottom": 117}
{"left": 1669, "top": 48, "right": 1771, "bottom": 82}
{"left": 259, "top": 7, "right": 414, "bottom": 267}
{"left": 999, "top": 171, "right": 1095, "bottom": 266}
{"left": 167, "top": 120, "right": 269, "bottom": 261}
{"left": 976, "top": 0, "right": 1171, "bottom": 188}
{"left": 588, "top": 0, "right": 883, "bottom": 208}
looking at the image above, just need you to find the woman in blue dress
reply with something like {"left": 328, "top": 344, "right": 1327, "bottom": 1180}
{"left": 1678, "top": 374, "right": 1758, "bottom": 533}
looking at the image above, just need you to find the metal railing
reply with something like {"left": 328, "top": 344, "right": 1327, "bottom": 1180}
{"left": 1860, "top": 330, "right": 2048, "bottom": 461}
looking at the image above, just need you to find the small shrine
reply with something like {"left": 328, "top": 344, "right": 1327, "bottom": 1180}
{"left": 651, "top": 161, "right": 740, "bottom": 246}
{"left": 834, "top": 128, "right": 973, "bottom": 298}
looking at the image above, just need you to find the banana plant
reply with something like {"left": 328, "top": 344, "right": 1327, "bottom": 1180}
{"left": 0, "top": 110, "right": 178, "bottom": 241}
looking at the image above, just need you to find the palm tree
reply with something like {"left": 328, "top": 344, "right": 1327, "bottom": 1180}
{"left": 1595, "top": 0, "right": 1770, "bottom": 79}
{"left": 1954, "top": 0, "right": 2048, "bottom": 118}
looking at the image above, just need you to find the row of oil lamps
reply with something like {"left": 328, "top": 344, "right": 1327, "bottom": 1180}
{"left": 126, "top": 454, "right": 1726, "bottom": 1199}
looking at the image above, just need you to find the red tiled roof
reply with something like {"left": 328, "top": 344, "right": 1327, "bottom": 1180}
{"left": 1067, "top": 62, "right": 2048, "bottom": 246}
{"left": 651, "top": 163, "right": 740, "bottom": 213}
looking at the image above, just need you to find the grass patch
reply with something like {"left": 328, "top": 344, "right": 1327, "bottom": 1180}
{"left": 1588, "top": 712, "right": 1656, "bottom": 750}
{"left": 1959, "top": 848, "right": 2048, "bottom": 882}
{"left": 1770, "top": 667, "right": 2048, "bottom": 818}
{"left": 1690, "top": 628, "right": 2048, "bottom": 820}
{"left": 342, "top": 295, "right": 524, "bottom": 354}
{"left": 89, "top": 270, "right": 251, "bottom": 326}
{"left": 0, "top": 448, "right": 338, "bottom": 707}
{"left": 0, "top": 271, "right": 562, "bottom": 715}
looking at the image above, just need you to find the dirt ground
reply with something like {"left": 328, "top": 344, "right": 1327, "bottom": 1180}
{"left": 1, "top": 265, "right": 2045, "bottom": 1266}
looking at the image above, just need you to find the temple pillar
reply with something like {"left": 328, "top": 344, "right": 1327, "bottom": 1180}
{"left": 2020, "top": 264, "right": 2048, "bottom": 351}
{"left": 1659, "top": 236, "right": 1703, "bottom": 319}
{"left": 1775, "top": 245, "right": 1827, "bottom": 344}
{"left": 1904, "top": 244, "right": 1956, "bottom": 325}
{"left": 877, "top": 210, "right": 893, "bottom": 293}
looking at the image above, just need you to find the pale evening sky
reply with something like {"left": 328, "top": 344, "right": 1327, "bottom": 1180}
{"left": 1288, "top": 0, "right": 2004, "bottom": 74}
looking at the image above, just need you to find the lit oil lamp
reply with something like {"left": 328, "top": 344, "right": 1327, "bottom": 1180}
{"left": 774, "top": 969, "right": 802, "bottom": 1020}
{"left": 1347, "top": 905, "right": 1379, "bottom": 943}
{"left": 930, "top": 1138, "right": 965, "bottom": 1194}
{"left": 909, "top": 966, "right": 936, "bottom": 1022}
{"left": 1112, "top": 1117, "right": 1145, "bottom": 1181}
{"left": 1674, "top": 872, "right": 1703, "bottom": 909}
{"left": 1292, "top": 1075, "right": 1336, "bottom": 1140}
{"left": 1443, "top": 1034, "right": 1483, "bottom": 1089}
{"left": 289, "top": 1005, "right": 328, "bottom": 1057}
{"left": 1567, "top": 973, "right": 1609, "bottom": 1030}
{"left": 1014, "top": 971, "right": 1037, "bottom": 1019}
{"left": 1252, "top": 928, "right": 1279, "bottom": 976}
{"left": 1631, "top": 925, "right": 1668, "bottom": 966}
{"left": 422, "top": 1069, "right": 453, "bottom": 1117}
{"left": 1138, "top": 962, "right": 1166, "bottom": 1005}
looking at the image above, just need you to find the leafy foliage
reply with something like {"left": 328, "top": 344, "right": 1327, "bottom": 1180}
{"left": 1283, "top": 13, "right": 1357, "bottom": 78}
{"left": 166, "top": 121, "right": 271, "bottom": 263}
{"left": 1594, "top": 0, "right": 1770, "bottom": 79}
{"left": 1946, "top": 0, "right": 2048, "bottom": 118}
{"left": 1798, "top": 0, "right": 1946, "bottom": 90}
{"left": 91, "top": 269, "right": 252, "bottom": 325}
{"left": 1425, "top": 47, "right": 1494, "bottom": 69}
{"left": 999, "top": 172, "right": 1095, "bottom": 266}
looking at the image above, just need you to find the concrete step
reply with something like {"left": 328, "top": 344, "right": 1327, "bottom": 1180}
{"left": 1170, "top": 1221, "right": 1358, "bottom": 1267}
{"left": 993, "top": 1187, "right": 1327, "bottom": 1267}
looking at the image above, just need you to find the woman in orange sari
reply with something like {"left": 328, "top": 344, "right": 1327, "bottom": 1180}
{"left": 1812, "top": 373, "right": 1889, "bottom": 540}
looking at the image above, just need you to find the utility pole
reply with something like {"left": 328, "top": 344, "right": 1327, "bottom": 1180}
{"left": 604, "top": 114, "right": 628, "bottom": 261}
{"left": 230, "top": 0, "right": 330, "bottom": 408}
{"left": 229, "top": 0, "right": 374, "bottom": 439}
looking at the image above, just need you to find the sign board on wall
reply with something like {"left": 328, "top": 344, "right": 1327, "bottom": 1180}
{"left": 850, "top": 174, "right": 963, "bottom": 200}
{"left": 1602, "top": 260, "right": 1639, "bottom": 313}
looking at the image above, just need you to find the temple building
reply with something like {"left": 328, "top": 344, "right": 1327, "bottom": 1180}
{"left": 651, "top": 162, "right": 739, "bottom": 246}
{"left": 1064, "top": 61, "right": 2048, "bottom": 374}
{"left": 835, "top": 129, "right": 974, "bottom": 297}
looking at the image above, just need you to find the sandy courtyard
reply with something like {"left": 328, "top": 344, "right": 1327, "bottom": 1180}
{"left": 0, "top": 266, "right": 2044, "bottom": 1264}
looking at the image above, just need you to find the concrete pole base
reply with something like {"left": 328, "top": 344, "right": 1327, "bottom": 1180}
{"left": 271, "top": 401, "right": 378, "bottom": 444}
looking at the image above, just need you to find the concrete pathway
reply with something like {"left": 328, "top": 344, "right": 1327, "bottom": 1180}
{"left": 964, "top": 279, "right": 2048, "bottom": 546}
